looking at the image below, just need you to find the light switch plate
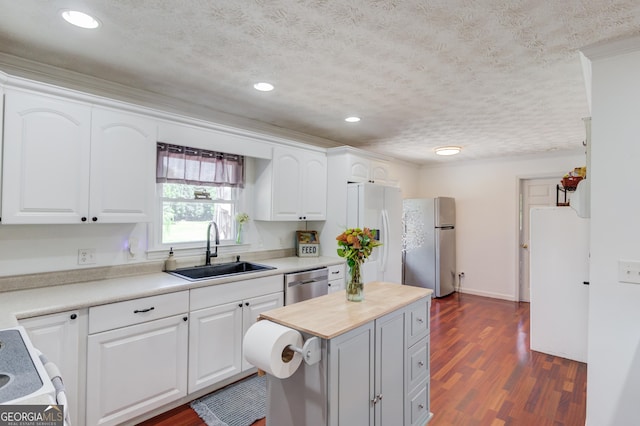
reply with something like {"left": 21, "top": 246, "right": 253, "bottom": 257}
{"left": 618, "top": 260, "right": 640, "bottom": 284}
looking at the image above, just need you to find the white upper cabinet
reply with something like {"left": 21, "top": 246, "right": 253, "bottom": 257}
{"left": 347, "top": 153, "right": 390, "bottom": 184}
{"left": 89, "top": 107, "right": 156, "bottom": 223}
{"left": 2, "top": 89, "right": 92, "bottom": 224}
{"left": 1, "top": 89, "right": 156, "bottom": 224}
{"left": 255, "top": 146, "right": 327, "bottom": 221}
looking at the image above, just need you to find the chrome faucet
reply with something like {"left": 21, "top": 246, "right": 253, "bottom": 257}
{"left": 205, "top": 221, "right": 219, "bottom": 266}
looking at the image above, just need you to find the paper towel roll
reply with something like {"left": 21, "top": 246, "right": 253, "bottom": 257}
{"left": 243, "top": 320, "right": 304, "bottom": 379}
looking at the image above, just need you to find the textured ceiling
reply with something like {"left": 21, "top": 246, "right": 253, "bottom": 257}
{"left": 1, "top": 1, "right": 639, "bottom": 165}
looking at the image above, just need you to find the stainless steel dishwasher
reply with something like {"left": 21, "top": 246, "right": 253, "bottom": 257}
{"left": 284, "top": 267, "right": 329, "bottom": 305}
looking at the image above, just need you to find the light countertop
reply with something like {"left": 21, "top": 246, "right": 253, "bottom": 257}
{"left": 260, "top": 281, "right": 432, "bottom": 339}
{"left": 0, "top": 256, "right": 344, "bottom": 328}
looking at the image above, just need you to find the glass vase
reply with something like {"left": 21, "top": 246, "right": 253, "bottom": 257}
{"left": 236, "top": 224, "right": 243, "bottom": 244}
{"left": 346, "top": 261, "right": 364, "bottom": 302}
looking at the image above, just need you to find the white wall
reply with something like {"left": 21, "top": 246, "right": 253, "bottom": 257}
{"left": 584, "top": 40, "right": 640, "bottom": 426}
{"left": 418, "top": 152, "right": 585, "bottom": 300}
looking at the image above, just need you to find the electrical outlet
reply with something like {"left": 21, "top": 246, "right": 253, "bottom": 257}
{"left": 618, "top": 260, "right": 640, "bottom": 284}
{"left": 78, "top": 248, "right": 96, "bottom": 265}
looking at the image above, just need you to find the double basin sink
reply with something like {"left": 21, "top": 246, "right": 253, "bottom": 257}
{"left": 167, "top": 261, "right": 276, "bottom": 281}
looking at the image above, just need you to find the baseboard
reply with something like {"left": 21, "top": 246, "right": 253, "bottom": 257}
{"left": 456, "top": 287, "right": 517, "bottom": 301}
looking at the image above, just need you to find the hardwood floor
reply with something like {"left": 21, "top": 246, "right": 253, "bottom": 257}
{"left": 139, "top": 293, "right": 587, "bottom": 426}
{"left": 430, "top": 293, "right": 587, "bottom": 426}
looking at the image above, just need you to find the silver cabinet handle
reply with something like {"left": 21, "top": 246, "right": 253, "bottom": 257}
{"left": 418, "top": 361, "right": 425, "bottom": 367}
{"left": 416, "top": 317, "right": 424, "bottom": 323}
{"left": 418, "top": 403, "right": 425, "bottom": 410}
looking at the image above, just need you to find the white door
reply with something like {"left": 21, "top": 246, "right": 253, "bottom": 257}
{"left": 271, "top": 148, "right": 302, "bottom": 220}
{"left": 20, "top": 310, "right": 83, "bottom": 425}
{"left": 2, "top": 89, "right": 91, "bottom": 223}
{"left": 300, "top": 152, "right": 327, "bottom": 220}
{"left": 519, "top": 178, "right": 559, "bottom": 301}
{"left": 89, "top": 107, "right": 157, "bottom": 223}
{"left": 241, "top": 292, "right": 284, "bottom": 371}
{"left": 188, "top": 302, "right": 243, "bottom": 393}
{"left": 86, "top": 314, "right": 188, "bottom": 426}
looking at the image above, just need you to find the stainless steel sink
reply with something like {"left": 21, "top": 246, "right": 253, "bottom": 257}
{"left": 167, "top": 261, "right": 276, "bottom": 281}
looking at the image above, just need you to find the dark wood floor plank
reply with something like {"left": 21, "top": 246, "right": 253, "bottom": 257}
{"left": 429, "top": 293, "right": 586, "bottom": 426}
{"left": 140, "top": 292, "right": 586, "bottom": 426}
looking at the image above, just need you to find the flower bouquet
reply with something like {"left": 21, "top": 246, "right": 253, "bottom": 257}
{"left": 336, "top": 227, "right": 382, "bottom": 301}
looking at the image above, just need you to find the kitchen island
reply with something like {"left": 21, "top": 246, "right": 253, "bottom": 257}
{"left": 258, "top": 281, "right": 433, "bottom": 426}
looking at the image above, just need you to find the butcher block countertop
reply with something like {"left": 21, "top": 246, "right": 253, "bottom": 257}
{"left": 260, "top": 282, "right": 432, "bottom": 339}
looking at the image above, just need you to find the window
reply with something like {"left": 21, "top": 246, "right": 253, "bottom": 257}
{"left": 156, "top": 143, "right": 245, "bottom": 246}
{"left": 159, "top": 183, "right": 239, "bottom": 244}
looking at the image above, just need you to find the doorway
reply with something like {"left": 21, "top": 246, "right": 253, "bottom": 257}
{"left": 518, "top": 177, "right": 562, "bottom": 302}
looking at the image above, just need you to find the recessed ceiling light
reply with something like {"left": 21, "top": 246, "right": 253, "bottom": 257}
{"left": 61, "top": 10, "right": 100, "bottom": 29}
{"left": 254, "top": 82, "right": 274, "bottom": 92}
{"left": 345, "top": 116, "right": 361, "bottom": 123}
{"left": 434, "top": 146, "right": 461, "bottom": 156}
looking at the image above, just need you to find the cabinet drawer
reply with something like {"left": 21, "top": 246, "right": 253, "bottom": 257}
{"left": 89, "top": 291, "right": 189, "bottom": 334}
{"left": 190, "top": 275, "right": 282, "bottom": 311}
{"left": 408, "top": 337, "right": 429, "bottom": 393}
{"left": 408, "top": 379, "right": 430, "bottom": 426}
{"left": 406, "top": 299, "right": 429, "bottom": 346}
{"left": 327, "top": 263, "right": 345, "bottom": 280}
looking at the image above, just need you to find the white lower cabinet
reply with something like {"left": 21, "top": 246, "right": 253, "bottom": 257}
{"left": 188, "top": 275, "right": 284, "bottom": 393}
{"left": 327, "top": 263, "right": 345, "bottom": 294}
{"left": 86, "top": 291, "right": 189, "bottom": 426}
{"left": 188, "top": 301, "right": 243, "bottom": 392}
{"left": 20, "top": 309, "right": 86, "bottom": 426}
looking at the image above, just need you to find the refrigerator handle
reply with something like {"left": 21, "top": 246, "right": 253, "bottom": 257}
{"left": 381, "top": 210, "right": 390, "bottom": 272}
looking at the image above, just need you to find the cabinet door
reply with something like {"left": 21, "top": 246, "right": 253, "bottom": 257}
{"left": 20, "top": 310, "right": 84, "bottom": 426}
{"left": 348, "top": 155, "right": 371, "bottom": 183}
{"left": 375, "top": 310, "right": 405, "bottom": 426}
{"left": 301, "top": 152, "right": 327, "bottom": 220}
{"left": 2, "top": 89, "right": 91, "bottom": 223}
{"left": 241, "top": 292, "right": 284, "bottom": 371}
{"left": 188, "top": 302, "right": 243, "bottom": 393}
{"left": 89, "top": 107, "right": 157, "bottom": 223}
{"left": 370, "top": 160, "right": 390, "bottom": 184}
{"left": 328, "top": 322, "right": 375, "bottom": 426}
{"left": 86, "top": 314, "right": 188, "bottom": 426}
{"left": 271, "top": 148, "right": 303, "bottom": 220}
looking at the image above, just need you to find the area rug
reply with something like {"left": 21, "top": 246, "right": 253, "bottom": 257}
{"left": 190, "top": 374, "right": 266, "bottom": 426}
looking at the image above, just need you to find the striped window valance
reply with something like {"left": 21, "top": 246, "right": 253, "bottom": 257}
{"left": 156, "top": 143, "right": 244, "bottom": 187}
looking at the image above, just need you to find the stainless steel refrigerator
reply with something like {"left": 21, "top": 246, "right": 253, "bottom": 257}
{"left": 402, "top": 197, "right": 456, "bottom": 297}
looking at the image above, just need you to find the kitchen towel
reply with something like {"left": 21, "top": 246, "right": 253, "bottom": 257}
{"left": 190, "top": 374, "right": 266, "bottom": 426}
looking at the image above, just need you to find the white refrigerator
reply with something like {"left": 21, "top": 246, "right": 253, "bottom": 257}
{"left": 346, "top": 183, "right": 402, "bottom": 284}
{"left": 529, "top": 207, "right": 589, "bottom": 363}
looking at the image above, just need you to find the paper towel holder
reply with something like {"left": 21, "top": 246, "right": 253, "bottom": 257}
{"left": 282, "top": 336, "right": 321, "bottom": 365}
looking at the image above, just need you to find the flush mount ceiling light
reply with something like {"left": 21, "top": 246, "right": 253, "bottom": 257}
{"left": 434, "top": 146, "right": 461, "bottom": 156}
{"left": 61, "top": 10, "right": 100, "bottom": 29}
{"left": 345, "top": 116, "right": 361, "bottom": 123}
{"left": 253, "top": 82, "right": 274, "bottom": 92}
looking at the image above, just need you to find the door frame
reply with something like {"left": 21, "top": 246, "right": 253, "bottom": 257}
{"left": 514, "top": 172, "right": 565, "bottom": 302}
